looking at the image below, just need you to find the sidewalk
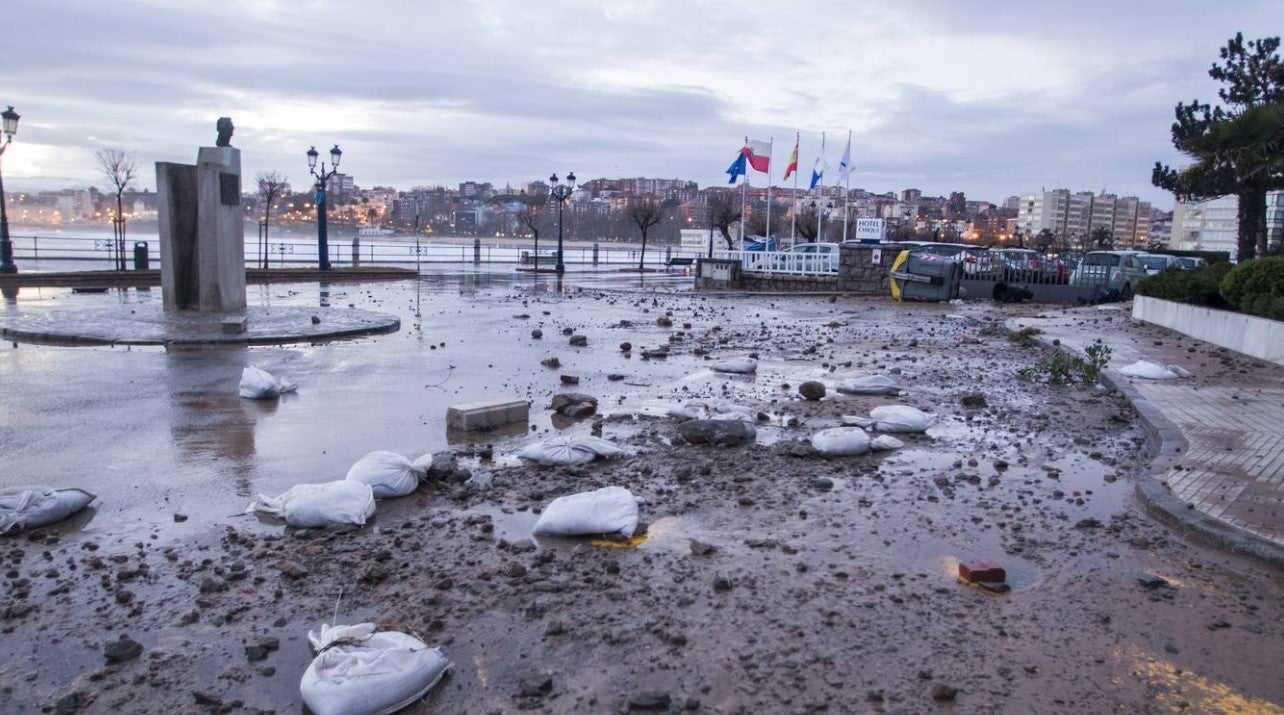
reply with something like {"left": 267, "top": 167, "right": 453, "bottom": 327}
{"left": 1008, "top": 304, "right": 1284, "bottom": 567}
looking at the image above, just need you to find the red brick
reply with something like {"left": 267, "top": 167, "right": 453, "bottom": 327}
{"left": 958, "top": 560, "right": 1006, "bottom": 583}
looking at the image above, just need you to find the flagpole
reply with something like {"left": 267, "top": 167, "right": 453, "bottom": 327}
{"left": 790, "top": 131, "right": 799, "bottom": 247}
{"left": 842, "top": 130, "right": 852, "bottom": 243}
{"left": 740, "top": 135, "right": 748, "bottom": 246}
{"left": 765, "top": 136, "right": 773, "bottom": 249}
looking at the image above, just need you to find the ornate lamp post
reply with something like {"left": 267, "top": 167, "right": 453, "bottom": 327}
{"left": 306, "top": 144, "right": 342, "bottom": 270}
{"left": 0, "top": 106, "right": 20, "bottom": 274}
{"left": 549, "top": 171, "right": 576, "bottom": 274}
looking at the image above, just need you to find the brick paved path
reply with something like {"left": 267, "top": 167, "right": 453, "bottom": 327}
{"left": 1009, "top": 304, "right": 1284, "bottom": 550}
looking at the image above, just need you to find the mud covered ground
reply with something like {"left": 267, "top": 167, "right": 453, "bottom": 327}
{"left": 2, "top": 276, "right": 1283, "bottom": 714}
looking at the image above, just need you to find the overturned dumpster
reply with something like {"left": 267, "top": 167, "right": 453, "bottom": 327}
{"left": 890, "top": 251, "right": 962, "bottom": 302}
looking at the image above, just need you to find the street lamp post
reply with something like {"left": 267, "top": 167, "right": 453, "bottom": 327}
{"left": 0, "top": 106, "right": 20, "bottom": 274}
{"left": 549, "top": 171, "right": 576, "bottom": 275}
{"left": 306, "top": 144, "right": 342, "bottom": 270}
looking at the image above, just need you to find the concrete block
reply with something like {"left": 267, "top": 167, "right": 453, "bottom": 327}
{"left": 447, "top": 398, "right": 529, "bottom": 431}
{"left": 221, "top": 316, "right": 247, "bottom": 334}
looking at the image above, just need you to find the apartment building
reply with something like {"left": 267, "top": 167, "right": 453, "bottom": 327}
{"left": 1168, "top": 192, "right": 1284, "bottom": 259}
{"left": 1016, "top": 189, "right": 1151, "bottom": 248}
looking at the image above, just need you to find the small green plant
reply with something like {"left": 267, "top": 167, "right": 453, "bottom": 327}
{"left": 1017, "top": 341, "right": 1113, "bottom": 386}
{"left": 1007, "top": 326, "right": 1044, "bottom": 347}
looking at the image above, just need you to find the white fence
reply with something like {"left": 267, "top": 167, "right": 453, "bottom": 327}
{"left": 4, "top": 233, "right": 704, "bottom": 269}
{"left": 714, "top": 249, "right": 838, "bottom": 276}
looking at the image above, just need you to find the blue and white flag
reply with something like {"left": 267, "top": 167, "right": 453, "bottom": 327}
{"left": 837, "top": 131, "right": 853, "bottom": 184}
{"left": 809, "top": 155, "right": 827, "bottom": 189}
{"left": 725, "top": 152, "right": 747, "bottom": 184}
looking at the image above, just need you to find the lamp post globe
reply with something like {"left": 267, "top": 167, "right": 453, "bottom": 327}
{"left": 0, "top": 105, "right": 21, "bottom": 274}
{"left": 306, "top": 143, "right": 341, "bottom": 270}
{"left": 549, "top": 171, "right": 575, "bottom": 275}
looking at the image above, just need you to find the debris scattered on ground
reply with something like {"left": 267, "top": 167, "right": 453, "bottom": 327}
{"left": 798, "top": 381, "right": 826, "bottom": 401}
{"left": 677, "top": 419, "right": 756, "bottom": 446}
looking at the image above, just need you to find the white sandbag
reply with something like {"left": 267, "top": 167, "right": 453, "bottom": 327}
{"left": 301, "top": 623, "right": 452, "bottom": 715}
{"left": 518, "top": 435, "right": 625, "bottom": 466}
{"left": 836, "top": 375, "right": 902, "bottom": 396}
{"left": 533, "top": 486, "right": 639, "bottom": 538}
{"left": 711, "top": 357, "right": 758, "bottom": 374}
{"left": 871, "top": 435, "right": 904, "bottom": 451}
{"left": 869, "top": 405, "right": 935, "bottom": 433}
{"left": 666, "top": 402, "right": 709, "bottom": 421}
{"left": 840, "top": 415, "right": 875, "bottom": 428}
{"left": 247, "top": 481, "right": 375, "bottom": 528}
{"left": 0, "top": 486, "right": 96, "bottom": 534}
{"left": 239, "top": 365, "right": 298, "bottom": 400}
{"left": 1119, "top": 360, "right": 1185, "bottom": 380}
{"left": 711, "top": 404, "right": 757, "bottom": 423}
{"left": 410, "top": 453, "right": 435, "bottom": 471}
{"left": 344, "top": 451, "right": 428, "bottom": 499}
{"left": 1166, "top": 364, "right": 1192, "bottom": 378}
{"left": 811, "top": 428, "right": 872, "bottom": 456}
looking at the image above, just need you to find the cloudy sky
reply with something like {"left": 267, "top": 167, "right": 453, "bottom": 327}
{"left": 5, "top": 0, "right": 1282, "bottom": 206}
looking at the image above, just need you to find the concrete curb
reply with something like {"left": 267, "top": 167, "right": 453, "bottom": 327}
{"left": 1009, "top": 321, "right": 1284, "bottom": 571}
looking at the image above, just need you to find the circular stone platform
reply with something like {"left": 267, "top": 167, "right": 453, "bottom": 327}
{"left": 0, "top": 305, "right": 400, "bottom": 345}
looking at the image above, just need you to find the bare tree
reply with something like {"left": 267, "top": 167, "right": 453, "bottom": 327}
{"left": 707, "top": 192, "right": 741, "bottom": 249}
{"left": 256, "top": 171, "right": 289, "bottom": 269}
{"left": 97, "top": 148, "right": 136, "bottom": 270}
{"left": 516, "top": 203, "right": 547, "bottom": 271}
{"left": 627, "top": 199, "right": 664, "bottom": 270}
{"left": 794, "top": 204, "right": 820, "bottom": 241}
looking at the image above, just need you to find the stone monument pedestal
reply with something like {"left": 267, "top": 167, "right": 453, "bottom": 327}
{"left": 156, "top": 146, "right": 246, "bottom": 312}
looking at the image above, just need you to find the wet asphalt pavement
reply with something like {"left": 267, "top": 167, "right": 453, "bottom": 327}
{"left": 1, "top": 270, "right": 1282, "bottom": 714}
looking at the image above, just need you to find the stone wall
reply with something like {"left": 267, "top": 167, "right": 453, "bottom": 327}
{"left": 743, "top": 273, "right": 840, "bottom": 292}
{"left": 839, "top": 243, "right": 904, "bottom": 295}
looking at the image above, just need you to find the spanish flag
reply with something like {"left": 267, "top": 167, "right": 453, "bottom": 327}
{"left": 782, "top": 135, "right": 799, "bottom": 181}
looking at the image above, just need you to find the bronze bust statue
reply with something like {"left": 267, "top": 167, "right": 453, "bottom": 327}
{"left": 216, "top": 117, "right": 234, "bottom": 147}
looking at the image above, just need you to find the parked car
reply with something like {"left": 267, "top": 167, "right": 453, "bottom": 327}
{"left": 992, "top": 248, "right": 1044, "bottom": 282}
{"left": 1137, "top": 253, "right": 1182, "bottom": 275}
{"left": 1069, "top": 250, "right": 1148, "bottom": 297}
{"left": 770, "top": 242, "right": 839, "bottom": 272}
{"left": 1176, "top": 256, "right": 1210, "bottom": 270}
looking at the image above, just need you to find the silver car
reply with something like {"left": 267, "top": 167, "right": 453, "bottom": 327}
{"left": 1069, "top": 251, "right": 1148, "bottom": 297}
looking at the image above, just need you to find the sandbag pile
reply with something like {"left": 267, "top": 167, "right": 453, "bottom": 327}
{"left": 0, "top": 486, "right": 96, "bottom": 534}
{"left": 239, "top": 365, "right": 298, "bottom": 400}
{"left": 836, "top": 375, "right": 903, "bottom": 396}
{"left": 711, "top": 357, "right": 758, "bottom": 374}
{"left": 247, "top": 481, "right": 376, "bottom": 528}
{"left": 533, "top": 486, "right": 639, "bottom": 538}
{"left": 301, "top": 622, "right": 452, "bottom": 715}
{"left": 811, "top": 428, "right": 872, "bottom": 456}
{"left": 344, "top": 451, "right": 433, "bottom": 499}
{"left": 518, "top": 435, "right": 626, "bottom": 466}
{"left": 869, "top": 405, "right": 935, "bottom": 433}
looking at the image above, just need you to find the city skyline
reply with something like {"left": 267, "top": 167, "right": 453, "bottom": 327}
{"left": 5, "top": 1, "right": 1283, "bottom": 207}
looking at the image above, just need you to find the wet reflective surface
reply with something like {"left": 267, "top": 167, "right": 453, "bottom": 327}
{"left": 1, "top": 272, "right": 1282, "bottom": 713}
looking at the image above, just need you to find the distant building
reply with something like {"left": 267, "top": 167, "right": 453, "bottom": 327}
{"left": 1016, "top": 189, "right": 1151, "bottom": 249}
{"left": 1164, "top": 173, "right": 1284, "bottom": 258}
